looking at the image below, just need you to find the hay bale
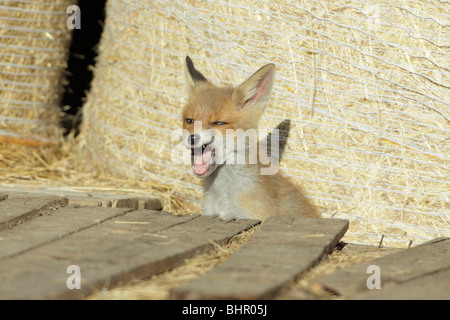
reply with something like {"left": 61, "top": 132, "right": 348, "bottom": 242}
{"left": 78, "top": 0, "right": 449, "bottom": 247}
{"left": 0, "top": 0, "right": 74, "bottom": 146}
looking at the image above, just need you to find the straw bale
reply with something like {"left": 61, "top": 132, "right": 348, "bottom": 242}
{"left": 0, "top": 0, "right": 74, "bottom": 146}
{"left": 77, "top": 0, "right": 449, "bottom": 247}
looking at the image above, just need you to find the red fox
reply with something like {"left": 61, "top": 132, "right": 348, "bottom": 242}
{"left": 182, "top": 56, "right": 319, "bottom": 220}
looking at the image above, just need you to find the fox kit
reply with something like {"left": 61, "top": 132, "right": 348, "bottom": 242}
{"left": 182, "top": 56, "right": 319, "bottom": 220}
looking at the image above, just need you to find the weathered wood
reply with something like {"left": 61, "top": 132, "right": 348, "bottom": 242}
{"left": 315, "top": 238, "right": 450, "bottom": 298}
{"left": 0, "top": 195, "right": 68, "bottom": 231}
{"left": 0, "top": 210, "right": 259, "bottom": 299}
{"left": 0, "top": 205, "right": 133, "bottom": 260}
{"left": 351, "top": 268, "right": 450, "bottom": 300}
{"left": 0, "top": 188, "right": 163, "bottom": 211}
{"left": 69, "top": 195, "right": 162, "bottom": 210}
{"left": 69, "top": 196, "right": 141, "bottom": 209}
{"left": 170, "top": 217, "right": 349, "bottom": 300}
{"left": 278, "top": 243, "right": 403, "bottom": 300}
{"left": 138, "top": 197, "right": 163, "bottom": 210}
{"left": 67, "top": 196, "right": 113, "bottom": 208}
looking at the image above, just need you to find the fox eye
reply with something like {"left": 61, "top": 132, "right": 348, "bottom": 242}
{"left": 185, "top": 118, "right": 194, "bottom": 124}
{"left": 212, "top": 121, "right": 228, "bottom": 125}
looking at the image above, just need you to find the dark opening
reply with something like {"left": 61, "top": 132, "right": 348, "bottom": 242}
{"left": 61, "top": 0, "right": 107, "bottom": 135}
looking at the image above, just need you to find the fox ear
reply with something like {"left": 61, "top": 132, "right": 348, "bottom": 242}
{"left": 233, "top": 64, "right": 275, "bottom": 110}
{"left": 185, "top": 56, "right": 208, "bottom": 95}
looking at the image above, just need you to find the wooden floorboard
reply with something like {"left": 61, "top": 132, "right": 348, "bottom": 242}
{"left": 314, "top": 238, "right": 450, "bottom": 299}
{"left": 2, "top": 189, "right": 447, "bottom": 300}
{"left": 0, "top": 203, "right": 258, "bottom": 299}
{"left": 171, "top": 216, "right": 349, "bottom": 299}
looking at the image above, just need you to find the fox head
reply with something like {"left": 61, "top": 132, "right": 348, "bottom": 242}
{"left": 182, "top": 56, "right": 275, "bottom": 177}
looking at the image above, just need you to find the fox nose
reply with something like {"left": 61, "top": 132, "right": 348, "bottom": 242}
{"left": 189, "top": 134, "right": 200, "bottom": 147}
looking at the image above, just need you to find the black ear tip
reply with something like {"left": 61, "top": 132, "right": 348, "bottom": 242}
{"left": 186, "top": 56, "right": 208, "bottom": 82}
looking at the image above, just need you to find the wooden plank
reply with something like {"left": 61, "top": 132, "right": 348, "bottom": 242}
{"left": 0, "top": 187, "right": 163, "bottom": 211}
{"left": 170, "top": 217, "right": 349, "bottom": 300}
{"left": 138, "top": 197, "right": 163, "bottom": 210}
{"left": 0, "top": 195, "right": 68, "bottom": 231}
{"left": 0, "top": 211, "right": 259, "bottom": 299}
{"left": 351, "top": 268, "right": 450, "bottom": 300}
{"left": 0, "top": 205, "right": 133, "bottom": 260}
{"left": 277, "top": 243, "right": 403, "bottom": 300}
{"left": 68, "top": 194, "right": 162, "bottom": 211}
{"left": 314, "top": 238, "right": 450, "bottom": 298}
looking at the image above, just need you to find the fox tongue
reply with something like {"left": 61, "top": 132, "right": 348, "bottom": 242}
{"left": 193, "top": 149, "right": 212, "bottom": 176}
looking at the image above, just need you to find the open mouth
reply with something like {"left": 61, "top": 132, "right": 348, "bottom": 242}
{"left": 191, "top": 143, "right": 216, "bottom": 177}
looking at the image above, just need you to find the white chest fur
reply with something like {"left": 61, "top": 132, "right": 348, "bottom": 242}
{"left": 202, "top": 164, "right": 257, "bottom": 220}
